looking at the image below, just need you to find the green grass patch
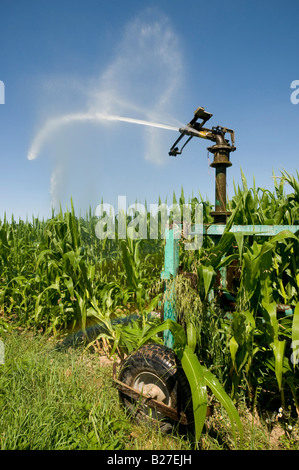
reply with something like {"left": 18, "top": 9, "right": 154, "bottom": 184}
{"left": 0, "top": 330, "right": 298, "bottom": 450}
{"left": 0, "top": 330, "right": 193, "bottom": 450}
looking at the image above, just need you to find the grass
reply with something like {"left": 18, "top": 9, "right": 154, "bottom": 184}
{"left": 0, "top": 330, "right": 298, "bottom": 450}
{"left": 0, "top": 330, "right": 192, "bottom": 450}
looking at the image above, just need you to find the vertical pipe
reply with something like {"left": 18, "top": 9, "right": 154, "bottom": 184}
{"left": 209, "top": 142, "right": 232, "bottom": 225}
{"left": 208, "top": 138, "right": 233, "bottom": 290}
{"left": 215, "top": 165, "right": 227, "bottom": 214}
{"left": 160, "top": 225, "right": 181, "bottom": 348}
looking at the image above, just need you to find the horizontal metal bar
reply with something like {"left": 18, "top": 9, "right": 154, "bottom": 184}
{"left": 113, "top": 377, "right": 189, "bottom": 425}
{"left": 191, "top": 224, "right": 299, "bottom": 236}
{"left": 113, "top": 361, "right": 213, "bottom": 424}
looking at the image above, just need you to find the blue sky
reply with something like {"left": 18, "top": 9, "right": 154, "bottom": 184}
{"left": 0, "top": 0, "right": 298, "bottom": 220}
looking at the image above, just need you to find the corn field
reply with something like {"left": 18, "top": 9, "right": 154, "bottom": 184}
{"left": 1, "top": 169, "right": 299, "bottom": 438}
{"left": 0, "top": 200, "right": 165, "bottom": 354}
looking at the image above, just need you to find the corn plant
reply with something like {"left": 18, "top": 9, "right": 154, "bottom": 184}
{"left": 0, "top": 170, "right": 299, "bottom": 418}
{"left": 137, "top": 318, "right": 243, "bottom": 448}
{"left": 0, "top": 198, "right": 164, "bottom": 335}
{"left": 175, "top": 170, "right": 299, "bottom": 411}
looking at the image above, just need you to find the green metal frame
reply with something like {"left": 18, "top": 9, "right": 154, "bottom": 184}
{"left": 205, "top": 224, "right": 298, "bottom": 236}
{"left": 160, "top": 226, "right": 180, "bottom": 348}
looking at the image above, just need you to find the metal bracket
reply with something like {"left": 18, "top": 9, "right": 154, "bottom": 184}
{"left": 169, "top": 106, "right": 214, "bottom": 156}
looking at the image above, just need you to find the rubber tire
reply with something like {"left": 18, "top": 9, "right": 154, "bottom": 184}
{"left": 118, "top": 343, "right": 193, "bottom": 433}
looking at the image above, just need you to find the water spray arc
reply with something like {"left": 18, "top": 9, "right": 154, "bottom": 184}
{"left": 27, "top": 112, "right": 180, "bottom": 161}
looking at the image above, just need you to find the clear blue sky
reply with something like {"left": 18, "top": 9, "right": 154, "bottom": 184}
{"left": 0, "top": 0, "right": 298, "bottom": 220}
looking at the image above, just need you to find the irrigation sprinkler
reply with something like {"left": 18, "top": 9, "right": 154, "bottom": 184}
{"left": 169, "top": 106, "right": 236, "bottom": 225}
{"left": 115, "top": 106, "right": 298, "bottom": 432}
{"left": 162, "top": 108, "right": 297, "bottom": 345}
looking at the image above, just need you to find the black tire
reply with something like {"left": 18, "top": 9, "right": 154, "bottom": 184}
{"left": 118, "top": 343, "right": 193, "bottom": 432}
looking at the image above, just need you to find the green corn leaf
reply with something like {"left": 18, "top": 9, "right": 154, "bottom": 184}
{"left": 240, "top": 167, "right": 248, "bottom": 191}
{"left": 137, "top": 319, "right": 243, "bottom": 446}
{"left": 291, "top": 303, "right": 299, "bottom": 368}
{"left": 110, "top": 328, "right": 121, "bottom": 357}
{"left": 35, "top": 249, "right": 55, "bottom": 267}
{"left": 233, "top": 231, "right": 244, "bottom": 263}
{"left": 202, "top": 366, "right": 243, "bottom": 448}
{"left": 199, "top": 265, "right": 215, "bottom": 299}
{"left": 34, "top": 278, "right": 61, "bottom": 320}
{"left": 272, "top": 338, "right": 286, "bottom": 391}
{"left": 241, "top": 310, "right": 256, "bottom": 330}
{"left": 137, "top": 318, "right": 174, "bottom": 348}
{"left": 265, "top": 230, "right": 298, "bottom": 249}
{"left": 229, "top": 336, "right": 239, "bottom": 370}
{"left": 76, "top": 293, "right": 86, "bottom": 331}
{"left": 63, "top": 276, "right": 74, "bottom": 298}
{"left": 120, "top": 240, "right": 138, "bottom": 289}
{"left": 186, "top": 322, "right": 197, "bottom": 353}
{"left": 215, "top": 253, "right": 238, "bottom": 270}
{"left": 181, "top": 345, "right": 207, "bottom": 443}
{"left": 262, "top": 301, "right": 279, "bottom": 340}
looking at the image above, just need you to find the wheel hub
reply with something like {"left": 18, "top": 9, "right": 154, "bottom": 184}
{"left": 133, "top": 371, "right": 171, "bottom": 420}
